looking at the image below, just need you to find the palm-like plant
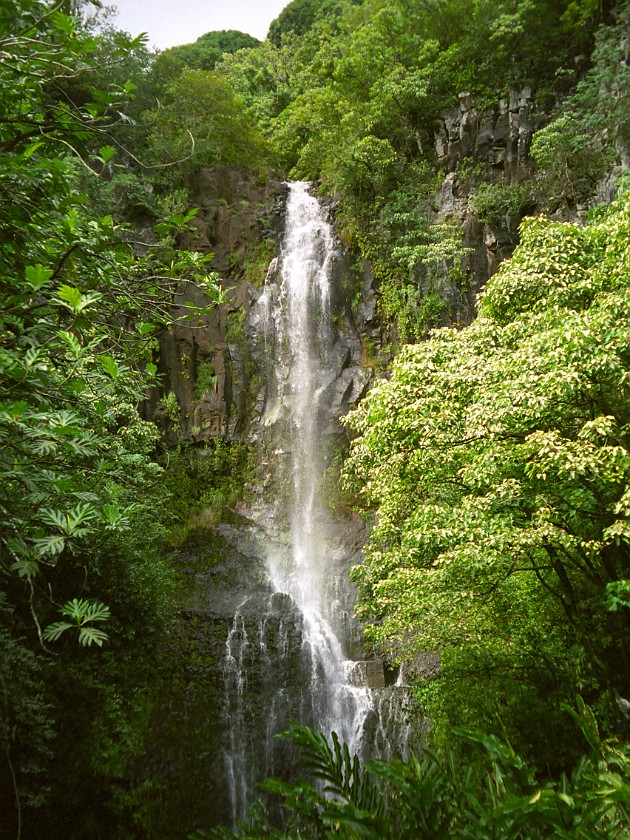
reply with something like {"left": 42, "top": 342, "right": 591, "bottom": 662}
{"left": 191, "top": 699, "right": 630, "bottom": 839}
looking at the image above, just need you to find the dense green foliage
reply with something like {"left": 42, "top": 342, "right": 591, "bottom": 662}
{"left": 218, "top": 0, "right": 626, "bottom": 337}
{"left": 144, "top": 68, "right": 272, "bottom": 185}
{"left": 142, "top": 29, "right": 271, "bottom": 186}
{"left": 162, "top": 30, "right": 260, "bottom": 72}
{"left": 2, "top": 0, "right": 629, "bottom": 836}
{"left": 267, "top": 0, "right": 342, "bottom": 45}
{"left": 343, "top": 191, "right": 630, "bottom": 764}
{"left": 0, "top": 3, "right": 227, "bottom": 835}
{"left": 530, "top": 3, "right": 630, "bottom": 207}
{"left": 196, "top": 701, "right": 630, "bottom": 839}
{"left": 161, "top": 440, "right": 253, "bottom": 539}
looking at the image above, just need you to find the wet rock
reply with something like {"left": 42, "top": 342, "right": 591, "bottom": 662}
{"left": 436, "top": 88, "right": 536, "bottom": 177}
{"left": 143, "top": 169, "right": 286, "bottom": 445}
{"left": 347, "top": 660, "right": 386, "bottom": 689}
{"left": 429, "top": 88, "right": 542, "bottom": 322}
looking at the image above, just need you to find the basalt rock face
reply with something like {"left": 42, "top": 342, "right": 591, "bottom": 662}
{"left": 145, "top": 169, "right": 385, "bottom": 447}
{"left": 144, "top": 169, "right": 286, "bottom": 445}
{"left": 134, "top": 515, "right": 310, "bottom": 838}
{"left": 428, "top": 77, "right": 629, "bottom": 326}
{"left": 430, "top": 88, "right": 540, "bottom": 325}
{"left": 435, "top": 88, "right": 536, "bottom": 179}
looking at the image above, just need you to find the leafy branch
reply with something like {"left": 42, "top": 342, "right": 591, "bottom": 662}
{"left": 42, "top": 598, "right": 110, "bottom": 647}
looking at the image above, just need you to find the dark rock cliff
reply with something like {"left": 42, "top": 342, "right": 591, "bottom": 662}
{"left": 136, "top": 515, "right": 311, "bottom": 837}
{"left": 143, "top": 168, "right": 286, "bottom": 445}
{"left": 145, "top": 169, "right": 386, "bottom": 449}
{"left": 430, "top": 87, "right": 540, "bottom": 325}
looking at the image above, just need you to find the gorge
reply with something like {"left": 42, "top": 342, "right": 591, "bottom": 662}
{"left": 142, "top": 182, "right": 409, "bottom": 834}
{"left": 1, "top": 2, "right": 629, "bottom": 838}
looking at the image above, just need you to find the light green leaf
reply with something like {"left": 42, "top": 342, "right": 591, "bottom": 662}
{"left": 61, "top": 598, "right": 110, "bottom": 624}
{"left": 25, "top": 264, "right": 53, "bottom": 290}
{"left": 56, "top": 285, "right": 103, "bottom": 313}
{"left": 98, "top": 144, "right": 117, "bottom": 163}
{"left": 23, "top": 141, "right": 45, "bottom": 159}
{"left": 42, "top": 621, "right": 74, "bottom": 642}
{"left": 31, "top": 439, "right": 57, "bottom": 456}
{"left": 78, "top": 626, "right": 109, "bottom": 647}
{"left": 58, "top": 330, "right": 83, "bottom": 358}
{"left": 10, "top": 559, "right": 39, "bottom": 579}
{"left": 50, "top": 10, "right": 75, "bottom": 35}
{"left": 98, "top": 355, "right": 119, "bottom": 380}
{"left": 33, "top": 534, "right": 66, "bottom": 558}
{"left": 41, "top": 503, "right": 97, "bottom": 536}
{"left": 56, "top": 284, "right": 83, "bottom": 312}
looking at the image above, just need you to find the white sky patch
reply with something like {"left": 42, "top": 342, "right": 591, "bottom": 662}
{"left": 107, "top": 0, "right": 292, "bottom": 50}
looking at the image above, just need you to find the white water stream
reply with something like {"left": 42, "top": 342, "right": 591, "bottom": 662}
{"left": 223, "top": 182, "right": 405, "bottom": 827}
{"left": 265, "top": 181, "right": 373, "bottom": 747}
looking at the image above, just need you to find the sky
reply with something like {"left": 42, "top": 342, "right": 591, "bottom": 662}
{"left": 107, "top": 0, "right": 292, "bottom": 50}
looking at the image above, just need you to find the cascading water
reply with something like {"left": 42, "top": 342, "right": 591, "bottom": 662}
{"left": 222, "top": 182, "right": 406, "bottom": 827}
{"left": 265, "top": 181, "right": 373, "bottom": 750}
{"left": 133, "top": 182, "right": 411, "bottom": 838}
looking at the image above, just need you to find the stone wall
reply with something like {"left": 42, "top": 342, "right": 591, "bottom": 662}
{"left": 431, "top": 88, "right": 540, "bottom": 324}
{"left": 144, "top": 168, "right": 286, "bottom": 445}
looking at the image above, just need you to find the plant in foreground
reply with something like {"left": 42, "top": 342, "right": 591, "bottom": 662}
{"left": 191, "top": 698, "right": 630, "bottom": 839}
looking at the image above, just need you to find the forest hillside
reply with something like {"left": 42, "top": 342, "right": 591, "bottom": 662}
{"left": 1, "top": 0, "right": 629, "bottom": 837}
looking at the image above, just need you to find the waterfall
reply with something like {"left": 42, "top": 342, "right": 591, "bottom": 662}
{"left": 266, "top": 180, "right": 373, "bottom": 750}
{"left": 222, "top": 182, "right": 404, "bottom": 827}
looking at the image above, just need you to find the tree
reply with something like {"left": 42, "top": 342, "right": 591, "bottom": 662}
{"left": 146, "top": 30, "right": 262, "bottom": 105}
{"left": 145, "top": 68, "right": 273, "bottom": 184}
{"left": 0, "top": 0, "right": 218, "bottom": 636}
{"left": 164, "top": 30, "right": 260, "bottom": 71}
{"left": 343, "top": 192, "right": 630, "bottom": 763}
{"left": 268, "top": 0, "right": 330, "bottom": 46}
{"left": 0, "top": 3, "right": 222, "bottom": 831}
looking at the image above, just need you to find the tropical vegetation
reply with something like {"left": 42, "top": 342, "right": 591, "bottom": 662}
{"left": 1, "top": 0, "right": 629, "bottom": 836}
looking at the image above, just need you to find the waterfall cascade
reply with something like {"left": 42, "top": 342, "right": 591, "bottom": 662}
{"left": 222, "top": 182, "right": 408, "bottom": 826}
{"left": 265, "top": 182, "right": 372, "bottom": 747}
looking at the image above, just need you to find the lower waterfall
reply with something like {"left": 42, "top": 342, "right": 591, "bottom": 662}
{"left": 222, "top": 182, "right": 407, "bottom": 827}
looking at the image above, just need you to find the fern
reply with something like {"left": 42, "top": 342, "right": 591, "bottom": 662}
{"left": 42, "top": 598, "right": 110, "bottom": 647}
{"left": 278, "top": 725, "right": 388, "bottom": 837}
